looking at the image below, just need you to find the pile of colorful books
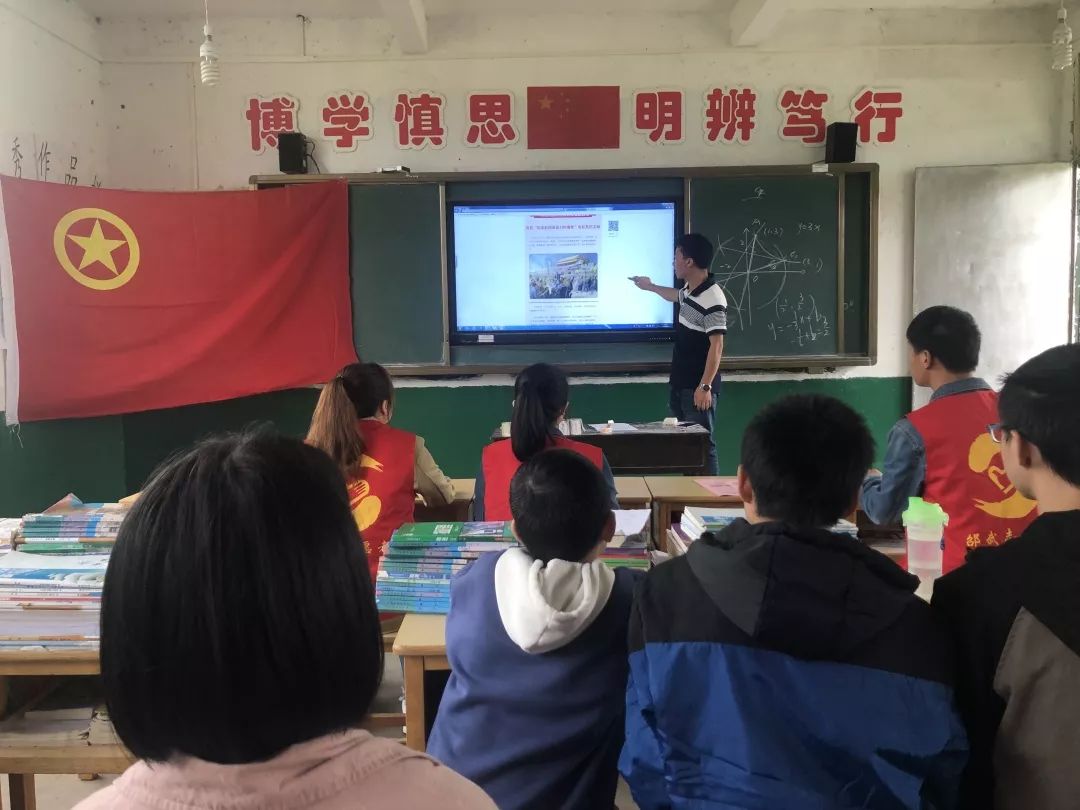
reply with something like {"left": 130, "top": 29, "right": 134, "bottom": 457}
{"left": 601, "top": 510, "right": 651, "bottom": 571}
{"left": 376, "top": 522, "right": 516, "bottom": 614}
{"left": 677, "top": 506, "right": 860, "bottom": 552}
{"left": 15, "top": 495, "right": 127, "bottom": 553}
{"left": 0, "top": 495, "right": 128, "bottom": 651}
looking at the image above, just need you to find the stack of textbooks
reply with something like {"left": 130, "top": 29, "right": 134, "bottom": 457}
{"left": 0, "top": 495, "right": 126, "bottom": 651}
{"left": 681, "top": 507, "right": 748, "bottom": 540}
{"left": 680, "top": 506, "right": 860, "bottom": 546}
{"left": 14, "top": 495, "right": 127, "bottom": 553}
{"left": 376, "top": 522, "right": 516, "bottom": 614}
{"left": 602, "top": 510, "right": 651, "bottom": 571}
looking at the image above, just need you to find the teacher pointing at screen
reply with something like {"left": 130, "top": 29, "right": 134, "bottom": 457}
{"left": 632, "top": 233, "right": 726, "bottom": 475}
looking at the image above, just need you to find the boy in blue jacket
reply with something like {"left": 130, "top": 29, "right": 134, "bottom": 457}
{"left": 428, "top": 449, "right": 641, "bottom": 810}
{"left": 621, "top": 394, "right": 968, "bottom": 809}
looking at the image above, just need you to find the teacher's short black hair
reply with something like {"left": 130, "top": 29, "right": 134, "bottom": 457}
{"left": 676, "top": 233, "right": 715, "bottom": 271}
{"left": 906, "top": 306, "right": 981, "bottom": 374}
{"left": 101, "top": 431, "right": 383, "bottom": 765}
{"left": 741, "top": 394, "right": 874, "bottom": 527}
{"left": 510, "top": 449, "right": 612, "bottom": 563}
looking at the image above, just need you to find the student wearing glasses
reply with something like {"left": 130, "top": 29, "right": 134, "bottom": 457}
{"left": 861, "top": 306, "right": 1036, "bottom": 572}
{"left": 933, "top": 344, "right": 1080, "bottom": 810}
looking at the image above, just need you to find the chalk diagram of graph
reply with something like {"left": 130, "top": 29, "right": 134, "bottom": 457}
{"left": 710, "top": 218, "right": 833, "bottom": 349}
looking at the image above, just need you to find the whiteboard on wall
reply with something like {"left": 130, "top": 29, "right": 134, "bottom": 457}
{"left": 912, "top": 163, "right": 1074, "bottom": 409}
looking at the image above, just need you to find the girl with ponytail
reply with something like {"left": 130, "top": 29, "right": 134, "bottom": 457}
{"left": 475, "top": 363, "right": 618, "bottom": 520}
{"left": 307, "top": 362, "right": 454, "bottom": 580}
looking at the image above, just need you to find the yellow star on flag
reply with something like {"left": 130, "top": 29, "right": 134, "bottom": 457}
{"left": 67, "top": 219, "right": 126, "bottom": 276}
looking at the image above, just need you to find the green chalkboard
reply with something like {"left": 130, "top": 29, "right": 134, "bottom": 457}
{"left": 349, "top": 184, "right": 445, "bottom": 365}
{"left": 690, "top": 175, "right": 840, "bottom": 358}
{"left": 260, "top": 167, "right": 875, "bottom": 370}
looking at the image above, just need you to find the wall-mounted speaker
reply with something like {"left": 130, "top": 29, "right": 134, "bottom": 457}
{"left": 824, "top": 123, "right": 858, "bottom": 164}
{"left": 277, "top": 132, "right": 308, "bottom": 175}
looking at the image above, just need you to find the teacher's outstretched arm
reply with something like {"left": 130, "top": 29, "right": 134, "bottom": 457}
{"left": 630, "top": 276, "right": 680, "bottom": 303}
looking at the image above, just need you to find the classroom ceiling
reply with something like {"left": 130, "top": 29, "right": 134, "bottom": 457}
{"left": 76, "top": 0, "right": 1059, "bottom": 18}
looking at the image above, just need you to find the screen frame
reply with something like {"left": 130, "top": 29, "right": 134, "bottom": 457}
{"left": 447, "top": 196, "right": 683, "bottom": 346}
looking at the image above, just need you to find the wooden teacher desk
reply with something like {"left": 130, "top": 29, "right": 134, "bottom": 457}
{"left": 489, "top": 424, "right": 712, "bottom": 476}
{"left": 0, "top": 650, "right": 132, "bottom": 810}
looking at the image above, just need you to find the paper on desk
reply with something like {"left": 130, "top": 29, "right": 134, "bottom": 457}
{"left": 695, "top": 478, "right": 741, "bottom": 497}
{"left": 589, "top": 423, "right": 638, "bottom": 433}
{"left": 608, "top": 510, "right": 651, "bottom": 548}
{"left": 614, "top": 510, "right": 650, "bottom": 536}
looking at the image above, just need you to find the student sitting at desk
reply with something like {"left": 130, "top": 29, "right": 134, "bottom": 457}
{"left": 474, "top": 362, "right": 618, "bottom": 520}
{"left": 429, "top": 449, "right": 641, "bottom": 810}
{"left": 621, "top": 394, "right": 967, "bottom": 810}
{"left": 933, "top": 344, "right": 1080, "bottom": 810}
{"left": 307, "top": 362, "right": 454, "bottom": 580}
{"left": 75, "top": 433, "right": 494, "bottom": 810}
{"left": 861, "top": 306, "right": 1036, "bottom": 572}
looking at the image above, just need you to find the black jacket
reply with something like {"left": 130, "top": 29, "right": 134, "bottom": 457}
{"left": 932, "top": 510, "right": 1080, "bottom": 810}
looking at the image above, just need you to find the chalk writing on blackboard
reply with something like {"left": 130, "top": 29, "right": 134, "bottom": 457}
{"left": 711, "top": 219, "right": 826, "bottom": 332}
{"left": 767, "top": 293, "right": 831, "bottom": 348}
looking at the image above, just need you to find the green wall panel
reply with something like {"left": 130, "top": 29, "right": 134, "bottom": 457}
{"left": 0, "top": 414, "right": 126, "bottom": 515}
{"left": 1, "top": 376, "right": 909, "bottom": 516}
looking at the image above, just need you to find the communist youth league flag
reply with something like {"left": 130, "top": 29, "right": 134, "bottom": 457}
{"left": 526, "top": 86, "right": 620, "bottom": 149}
{"left": 0, "top": 177, "right": 357, "bottom": 423}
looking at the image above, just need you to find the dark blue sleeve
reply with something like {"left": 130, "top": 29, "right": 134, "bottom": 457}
{"left": 861, "top": 418, "right": 926, "bottom": 526}
{"left": 602, "top": 456, "right": 620, "bottom": 510}
{"left": 471, "top": 457, "right": 485, "bottom": 521}
{"left": 619, "top": 602, "right": 671, "bottom": 809}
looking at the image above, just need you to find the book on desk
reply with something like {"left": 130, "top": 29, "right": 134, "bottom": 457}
{"left": 377, "top": 512, "right": 653, "bottom": 614}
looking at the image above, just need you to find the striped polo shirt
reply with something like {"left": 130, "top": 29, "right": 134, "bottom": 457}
{"left": 670, "top": 275, "right": 728, "bottom": 389}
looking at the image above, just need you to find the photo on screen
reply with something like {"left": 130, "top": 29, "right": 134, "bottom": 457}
{"left": 449, "top": 198, "right": 680, "bottom": 345}
{"left": 528, "top": 254, "right": 599, "bottom": 300}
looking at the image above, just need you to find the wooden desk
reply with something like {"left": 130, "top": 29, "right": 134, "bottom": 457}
{"left": 392, "top": 614, "right": 449, "bottom": 752}
{"left": 0, "top": 650, "right": 132, "bottom": 810}
{"left": 414, "top": 478, "right": 475, "bottom": 523}
{"left": 489, "top": 425, "right": 712, "bottom": 476}
{"left": 645, "top": 476, "right": 743, "bottom": 552}
{"left": 614, "top": 477, "right": 651, "bottom": 509}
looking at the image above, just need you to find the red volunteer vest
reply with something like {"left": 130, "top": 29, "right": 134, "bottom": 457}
{"left": 481, "top": 436, "right": 605, "bottom": 522}
{"left": 907, "top": 388, "right": 1037, "bottom": 573}
{"left": 346, "top": 420, "right": 416, "bottom": 581}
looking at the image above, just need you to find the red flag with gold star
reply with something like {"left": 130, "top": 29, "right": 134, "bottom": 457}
{"left": 0, "top": 177, "right": 356, "bottom": 424}
{"left": 526, "top": 86, "right": 621, "bottom": 149}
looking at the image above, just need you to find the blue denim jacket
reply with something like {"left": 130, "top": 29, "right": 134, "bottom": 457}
{"left": 861, "top": 378, "right": 993, "bottom": 526}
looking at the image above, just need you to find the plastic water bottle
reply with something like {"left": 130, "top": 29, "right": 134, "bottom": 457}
{"left": 901, "top": 497, "right": 949, "bottom": 601}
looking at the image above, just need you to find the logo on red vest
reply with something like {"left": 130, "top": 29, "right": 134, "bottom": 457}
{"left": 965, "top": 433, "right": 1037, "bottom": 549}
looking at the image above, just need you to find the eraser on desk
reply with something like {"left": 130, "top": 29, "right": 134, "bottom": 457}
{"left": 663, "top": 417, "right": 679, "bottom": 427}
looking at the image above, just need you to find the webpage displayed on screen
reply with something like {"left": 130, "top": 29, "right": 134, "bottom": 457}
{"left": 453, "top": 202, "right": 676, "bottom": 334}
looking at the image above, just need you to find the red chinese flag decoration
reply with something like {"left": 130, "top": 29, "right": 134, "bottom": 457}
{"left": 526, "top": 86, "right": 621, "bottom": 149}
{"left": 0, "top": 177, "right": 357, "bottom": 423}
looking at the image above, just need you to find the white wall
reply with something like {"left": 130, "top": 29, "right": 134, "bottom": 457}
{"left": 97, "top": 6, "right": 1072, "bottom": 379}
{"left": 0, "top": 0, "right": 107, "bottom": 407}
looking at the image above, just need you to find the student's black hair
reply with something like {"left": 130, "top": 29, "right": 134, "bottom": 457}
{"left": 101, "top": 431, "right": 383, "bottom": 765}
{"left": 307, "top": 361, "right": 394, "bottom": 475}
{"left": 510, "top": 449, "right": 612, "bottom": 564}
{"left": 998, "top": 343, "right": 1080, "bottom": 486}
{"left": 741, "top": 394, "right": 874, "bottom": 527}
{"left": 511, "top": 363, "right": 570, "bottom": 462}
{"left": 676, "top": 233, "right": 715, "bottom": 272}
{"left": 906, "top": 306, "right": 981, "bottom": 374}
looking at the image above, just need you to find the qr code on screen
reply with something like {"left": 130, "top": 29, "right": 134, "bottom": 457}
{"left": 608, "top": 220, "right": 619, "bottom": 233}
